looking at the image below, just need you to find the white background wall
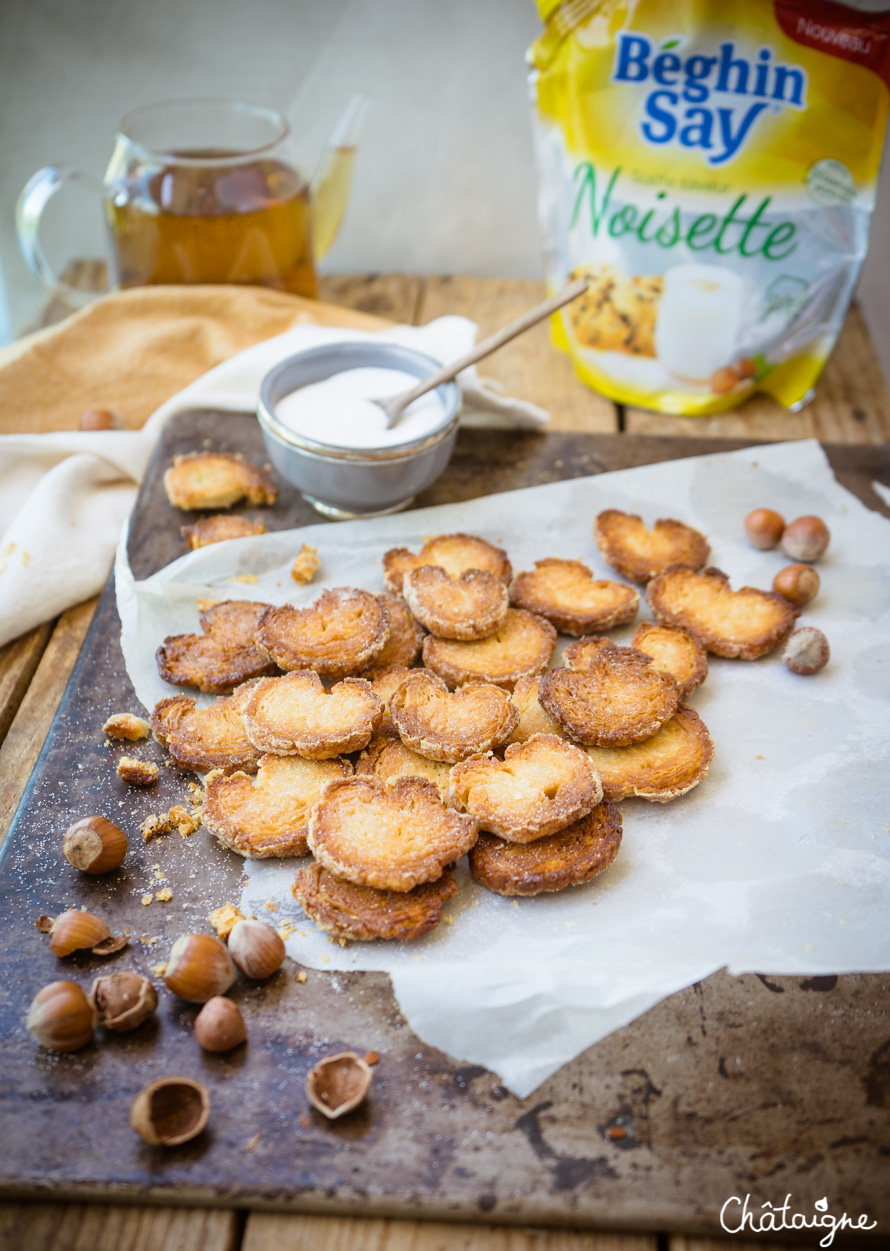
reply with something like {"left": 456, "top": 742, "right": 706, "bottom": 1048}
{"left": 1, "top": 0, "right": 888, "bottom": 387}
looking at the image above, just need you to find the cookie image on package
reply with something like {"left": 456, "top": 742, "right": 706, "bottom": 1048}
{"left": 567, "top": 264, "right": 663, "bottom": 357}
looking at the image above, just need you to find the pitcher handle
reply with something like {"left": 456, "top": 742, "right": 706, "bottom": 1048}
{"left": 16, "top": 165, "right": 107, "bottom": 305}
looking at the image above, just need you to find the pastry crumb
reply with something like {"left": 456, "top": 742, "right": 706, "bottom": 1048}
{"left": 117, "top": 757, "right": 159, "bottom": 787}
{"left": 103, "top": 712, "right": 151, "bottom": 741}
{"left": 294, "top": 970, "right": 308, "bottom": 983}
{"left": 228, "top": 573, "right": 259, "bottom": 584}
{"left": 150, "top": 962, "right": 167, "bottom": 976}
{"left": 209, "top": 903, "right": 246, "bottom": 940}
{"left": 141, "top": 894, "right": 153, "bottom": 907}
{"left": 155, "top": 887, "right": 173, "bottom": 902}
{"left": 291, "top": 544, "right": 319, "bottom": 585}
{"left": 277, "top": 921, "right": 298, "bottom": 940}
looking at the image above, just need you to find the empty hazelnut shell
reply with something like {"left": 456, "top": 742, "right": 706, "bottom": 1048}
{"left": 90, "top": 971, "right": 158, "bottom": 1031}
{"left": 45, "top": 909, "right": 129, "bottom": 957}
{"left": 781, "top": 515, "right": 830, "bottom": 562}
{"left": 164, "top": 933, "right": 236, "bottom": 1003}
{"left": 194, "top": 996, "right": 247, "bottom": 1051}
{"left": 305, "top": 1050, "right": 372, "bottom": 1120}
{"left": 773, "top": 563, "right": 819, "bottom": 607}
{"left": 26, "top": 979, "right": 97, "bottom": 1052}
{"left": 62, "top": 816, "right": 127, "bottom": 874}
{"left": 129, "top": 1077, "right": 210, "bottom": 1146}
{"left": 228, "top": 918, "right": 285, "bottom": 980}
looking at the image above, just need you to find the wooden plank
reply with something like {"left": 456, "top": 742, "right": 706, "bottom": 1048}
{"left": 417, "top": 277, "right": 619, "bottom": 435}
{"left": 625, "top": 302, "right": 890, "bottom": 445}
{"left": 243, "top": 1213, "right": 656, "bottom": 1251}
{"left": 318, "top": 273, "right": 425, "bottom": 326}
{"left": 0, "top": 619, "right": 54, "bottom": 748}
{"left": 0, "top": 1202, "right": 239, "bottom": 1251}
{"left": 0, "top": 597, "right": 97, "bottom": 848}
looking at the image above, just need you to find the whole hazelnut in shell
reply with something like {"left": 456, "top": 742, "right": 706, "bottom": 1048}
{"left": 228, "top": 918, "right": 285, "bottom": 980}
{"left": 194, "top": 996, "right": 247, "bottom": 1052}
{"left": 90, "top": 971, "right": 158, "bottom": 1032}
{"left": 773, "top": 563, "right": 820, "bottom": 607}
{"left": 62, "top": 816, "right": 127, "bottom": 874}
{"left": 129, "top": 1077, "right": 210, "bottom": 1147}
{"left": 781, "top": 515, "right": 830, "bottom": 562}
{"left": 782, "top": 627, "right": 830, "bottom": 675}
{"left": 164, "top": 933, "right": 236, "bottom": 1003}
{"left": 26, "top": 980, "right": 96, "bottom": 1052}
{"left": 744, "top": 508, "right": 785, "bottom": 551}
{"left": 78, "top": 407, "right": 122, "bottom": 431}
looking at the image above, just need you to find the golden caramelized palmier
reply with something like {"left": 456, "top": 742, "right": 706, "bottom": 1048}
{"left": 157, "top": 600, "right": 277, "bottom": 694}
{"left": 540, "top": 655, "right": 679, "bottom": 747}
{"left": 150, "top": 682, "right": 261, "bottom": 774}
{"left": 292, "top": 862, "right": 458, "bottom": 942}
{"left": 423, "top": 608, "right": 557, "bottom": 690}
{"left": 360, "top": 595, "right": 425, "bottom": 674}
{"left": 181, "top": 514, "right": 267, "bottom": 550}
{"left": 507, "top": 675, "right": 566, "bottom": 745}
{"left": 509, "top": 559, "right": 639, "bottom": 635}
{"left": 256, "top": 587, "right": 389, "bottom": 678}
{"left": 563, "top": 634, "right": 624, "bottom": 670}
{"left": 368, "top": 665, "right": 413, "bottom": 735}
{"left": 646, "top": 564, "right": 797, "bottom": 659}
{"left": 203, "top": 754, "right": 352, "bottom": 858}
{"left": 389, "top": 670, "right": 518, "bottom": 763}
{"left": 243, "top": 671, "right": 381, "bottom": 759}
{"left": 308, "top": 775, "right": 478, "bottom": 892}
{"left": 356, "top": 735, "right": 452, "bottom": 798}
{"left": 586, "top": 706, "right": 714, "bottom": 802}
{"left": 631, "top": 621, "right": 708, "bottom": 700}
{"left": 594, "top": 509, "right": 709, "bottom": 584}
{"left": 403, "top": 566, "right": 509, "bottom": 641}
{"left": 382, "top": 533, "right": 512, "bottom": 595}
{"left": 164, "top": 452, "right": 278, "bottom": 510}
{"left": 469, "top": 801, "right": 622, "bottom": 897}
{"left": 450, "top": 735, "right": 602, "bottom": 843}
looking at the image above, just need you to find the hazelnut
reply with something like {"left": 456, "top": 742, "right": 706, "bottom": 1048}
{"left": 228, "top": 918, "right": 285, "bottom": 980}
{"left": 129, "top": 1077, "right": 210, "bottom": 1147}
{"left": 711, "top": 366, "right": 738, "bottom": 395}
{"left": 773, "top": 563, "right": 820, "bottom": 607}
{"left": 194, "top": 996, "right": 247, "bottom": 1051}
{"left": 781, "top": 515, "right": 830, "bottom": 562}
{"left": 782, "top": 627, "right": 830, "bottom": 675}
{"left": 744, "top": 508, "right": 785, "bottom": 551}
{"left": 164, "top": 933, "right": 236, "bottom": 1003}
{"left": 90, "top": 971, "right": 158, "bottom": 1031}
{"left": 78, "top": 407, "right": 122, "bottom": 431}
{"left": 736, "top": 357, "right": 757, "bottom": 379}
{"left": 306, "top": 1051, "right": 372, "bottom": 1120}
{"left": 26, "top": 980, "right": 96, "bottom": 1052}
{"left": 44, "top": 908, "right": 129, "bottom": 957}
{"left": 62, "top": 816, "right": 127, "bottom": 874}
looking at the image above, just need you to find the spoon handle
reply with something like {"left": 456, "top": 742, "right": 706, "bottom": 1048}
{"left": 386, "top": 276, "right": 589, "bottom": 424}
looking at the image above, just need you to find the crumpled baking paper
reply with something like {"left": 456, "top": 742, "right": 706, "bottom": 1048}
{"left": 116, "top": 438, "right": 890, "bottom": 1096}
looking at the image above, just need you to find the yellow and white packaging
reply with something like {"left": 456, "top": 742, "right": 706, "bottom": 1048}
{"left": 529, "top": 0, "right": 890, "bottom": 414}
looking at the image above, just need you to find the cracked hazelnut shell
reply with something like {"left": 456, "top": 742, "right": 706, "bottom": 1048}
{"left": 129, "top": 1077, "right": 209, "bottom": 1146}
{"left": 90, "top": 971, "right": 158, "bottom": 1031}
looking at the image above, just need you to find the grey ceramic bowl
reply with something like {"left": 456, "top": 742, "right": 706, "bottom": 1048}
{"left": 257, "top": 342, "right": 461, "bottom": 519}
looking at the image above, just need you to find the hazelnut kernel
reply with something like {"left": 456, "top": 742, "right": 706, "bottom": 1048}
{"left": 711, "top": 366, "right": 738, "bottom": 395}
{"left": 736, "top": 357, "right": 757, "bottom": 379}
{"left": 773, "top": 563, "right": 820, "bottom": 607}
{"left": 744, "top": 508, "right": 785, "bottom": 550}
{"left": 782, "top": 627, "right": 830, "bottom": 675}
{"left": 781, "top": 515, "right": 830, "bottom": 562}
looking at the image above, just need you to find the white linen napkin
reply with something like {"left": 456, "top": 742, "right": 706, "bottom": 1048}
{"left": 0, "top": 316, "right": 549, "bottom": 649}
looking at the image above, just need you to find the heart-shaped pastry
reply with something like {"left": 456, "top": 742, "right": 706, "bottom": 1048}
{"left": 150, "top": 682, "right": 261, "bottom": 774}
{"left": 256, "top": 587, "right": 388, "bottom": 678}
{"left": 382, "top": 532, "right": 512, "bottom": 595}
{"left": 646, "top": 564, "right": 796, "bottom": 659}
{"left": 164, "top": 451, "right": 277, "bottom": 510}
{"left": 157, "top": 599, "right": 277, "bottom": 693}
{"left": 540, "top": 651, "right": 679, "bottom": 747}
{"left": 594, "top": 509, "right": 709, "bottom": 584}
{"left": 243, "top": 671, "right": 382, "bottom": 759}
{"left": 389, "top": 670, "right": 518, "bottom": 763}
{"left": 510, "top": 558, "right": 639, "bottom": 635}
{"left": 291, "top": 861, "right": 458, "bottom": 941}
{"left": 360, "top": 595, "right": 425, "bottom": 674}
{"left": 586, "top": 706, "right": 714, "bottom": 802}
{"left": 631, "top": 621, "right": 708, "bottom": 699}
{"left": 404, "top": 565, "right": 509, "bottom": 640}
{"left": 423, "top": 608, "right": 556, "bottom": 690}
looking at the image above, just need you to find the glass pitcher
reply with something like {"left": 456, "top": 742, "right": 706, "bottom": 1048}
{"left": 16, "top": 96, "right": 367, "bottom": 305}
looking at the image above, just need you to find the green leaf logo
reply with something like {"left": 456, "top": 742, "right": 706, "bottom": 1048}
{"left": 661, "top": 38, "right": 680, "bottom": 49}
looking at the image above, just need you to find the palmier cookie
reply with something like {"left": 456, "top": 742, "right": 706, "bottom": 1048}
{"left": 368, "top": 666, "right": 413, "bottom": 735}
{"left": 181, "top": 514, "right": 267, "bottom": 550}
{"left": 646, "top": 564, "right": 796, "bottom": 660}
{"left": 150, "top": 682, "right": 261, "bottom": 775}
{"left": 450, "top": 735, "right": 602, "bottom": 843}
{"left": 469, "top": 801, "right": 622, "bottom": 897}
{"left": 509, "top": 559, "right": 638, "bottom": 635}
{"left": 256, "top": 587, "right": 388, "bottom": 679}
{"left": 356, "top": 735, "right": 452, "bottom": 799}
{"left": 389, "top": 670, "right": 517, "bottom": 764}
{"left": 423, "top": 608, "right": 556, "bottom": 690}
{"left": 203, "top": 755, "right": 352, "bottom": 858}
{"left": 360, "top": 595, "right": 425, "bottom": 675}
{"left": 403, "top": 566, "right": 508, "bottom": 641}
{"left": 243, "top": 671, "right": 381, "bottom": 759}
{"left": 508, "top": 674, "right": 566, "bottom": 745}
{"left": 157, "top": 600, "right": 277, "bottom": 693}
{"left": 292, "top": 862, "right": 457, "bottom": 942}
{"left": 164, "top": 452, "right": 278, "bottom": 510}
{"left": 594, "top": 509, "right": 708, "bottom": 584}
{"left": 382, "top": 533, "right": 512, "bottom": 596}
{"left": 631, "top": 622, "right": 708, "bottom": 700}
{"left": 308, "top": 775, "right": 478, "bottom": 892}
{"left": 540, "top": 654, "right": 679, "bottom": 748}
{"left": 586, "top": 706, "right": 714, "bottom": 803}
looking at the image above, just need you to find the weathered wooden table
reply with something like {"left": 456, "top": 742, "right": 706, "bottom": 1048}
{"left": 0, "top": 274, "right": 887, "bottom": 1251}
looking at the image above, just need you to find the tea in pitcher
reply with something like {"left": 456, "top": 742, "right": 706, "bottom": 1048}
{"left": 106, "top": 153, "right": 317, "bottom": 297}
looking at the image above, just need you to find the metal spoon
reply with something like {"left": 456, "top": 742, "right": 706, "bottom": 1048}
{"left": 372, "top": 277, "right": 589, "bottom": 428}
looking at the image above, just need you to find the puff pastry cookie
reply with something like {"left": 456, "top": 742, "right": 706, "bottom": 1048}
{"left": 203, "top": 754, "right": 351, "bottom": 858}
{"left": 540, "top": 652, "right": 679, "bottom": 747}
{"left": 594, "top": 510, "right": 709, "bottom": 584}
{"left": 631, "top": 621, "right": 708, "bottom": 700}
{"left": 360, "top": 595, "right": 425, "bottom": 674}
{"left": 646, "top": 565, "right": 796, "bottom": 659}
{"left": 450, "top": 735, "right": 602, "bottom": 843}
{"left": 356, "top": 735, "right": 453, "bottom": 798}
{"left": 383, "top": 533, "right": 512, "bottom": 595}
{"left": 164, "top": 452, "right": 278, "bottom": 510}
{"left": 157, "top": 600, "right": 277, "bottom": 694}
{"left": 510, "top": 559, "right": 639, "bottom": 635}
{"left": 308, "top": 775, "right": 478, "bottom": 892}
{"left": 150, "top": 683, "right": 261, "bottom": 774}
{"left": 181, "top": 514, "right": 266, "bottom": 550}
{"left": 507, "top": 674, "right": 566, "bottom": 745}
{"left": 469, "top": 801, "right": 622, "bottom": 896}
{"left": 586, "top": 705, "right": 714, "bottom": 802}
{"left": 403, "top": 566, "right": 509, "bottom": 641}
{"left": 423, "top": 608, "right": 556, "bottom": 690}
{"left": 292, "top": 862, "right": 458, "bottom": 942}
{"left": 256, "top": 587, "right": 389, "bottom": 678}
{"left": 243, "top": 671, "right": 381, "bottom": 759}
{"left": 389, "top": 670, "right": 518, "bottom": 763}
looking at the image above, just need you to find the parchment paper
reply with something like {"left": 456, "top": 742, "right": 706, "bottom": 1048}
{"left": 116, "top": 439, "right": 890, "bottom": 1096}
